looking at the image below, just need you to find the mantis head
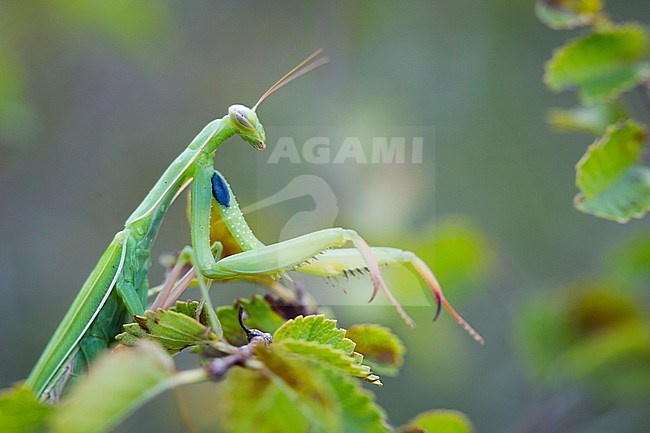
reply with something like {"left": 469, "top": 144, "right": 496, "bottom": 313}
{"left": 232, "top": 50, "right": 328, "bottom": 151}
{"left": 229, "top": 104, "right": 266, "bottom": 150}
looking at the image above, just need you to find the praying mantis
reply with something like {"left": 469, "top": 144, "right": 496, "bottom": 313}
{"left": 25, "top": 50, "right": 483, "bottom": 403}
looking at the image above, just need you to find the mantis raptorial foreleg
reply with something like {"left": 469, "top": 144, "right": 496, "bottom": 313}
{"left": 186, "top": 159, "right": 414, "bottom": 326}
{"left": 161, "top": 168, "right": 482, "bottom": 342}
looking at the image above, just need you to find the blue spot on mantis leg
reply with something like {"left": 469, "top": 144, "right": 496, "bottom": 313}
{"left": 211, "top": 172, "right": 230, "bottom": 207}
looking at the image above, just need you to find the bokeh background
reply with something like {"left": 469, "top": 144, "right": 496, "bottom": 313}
{"left": 1, "top": 1, "right": 649, "bottom": 432}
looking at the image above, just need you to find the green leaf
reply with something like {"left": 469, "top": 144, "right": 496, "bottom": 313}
{"left": 220, "top": 345, "right": 339, "bottom": 433}
{"left": 322, "top": 370, "right": 390, "bottom": 433}
{"left": 0, "top": 386, "right": 52, "bottom": 433}
{"left": 116, "top": 308, "right": 217, "bottom": 354}
{"left": 254, "top": 344, "right": 343, "bottom": 432}
{"left": 544, "top": 25, "right": 650, "bottom": 104}
{"left": 402, "top": 409, "right": 473, "bottom": 433}
{"left": 345, "top": 324, "right": 405, "bottom": 375}
{"left": 272, "top": 315, "right": 381, "bottom": 384}
{"left": 49, "top": 342, "right": 176, "bottom": 433}
{"left": 547, "top": 103, "right": 627, "bottom": 135}
{"left": 216, "top": 316, "right": 389, "bottom": 432}
{"left": 273, "top": 339, "right": 382, "bottom": 386}
{"left": 575, "top": 120, "right": 650, "bottom": 222}
{"left": 535, "top": 0, "right": 603, "bottom": 30}
{"left": 273, "top": 315, "right": 356, "bottom": 354}
{"left": 216, "top": 367, "right": 312, "bottom": 433}
{"left": 217, "top": 344, "right": 390, "bottom": 433}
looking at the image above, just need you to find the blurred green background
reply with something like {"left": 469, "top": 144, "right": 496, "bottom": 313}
{"left": 1, "top": 1, "right": 649, "bottom": 432}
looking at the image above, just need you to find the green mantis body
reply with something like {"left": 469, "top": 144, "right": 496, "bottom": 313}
{"left": 26, "top": 51, "right": 482, "bottom": 402}
{"left": 25, "top": 113, "right": 256, "bottom": 400}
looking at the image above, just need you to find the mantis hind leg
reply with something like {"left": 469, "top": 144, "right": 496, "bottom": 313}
{"left": 296, "top": 247, "right": 484, "bottom": 344}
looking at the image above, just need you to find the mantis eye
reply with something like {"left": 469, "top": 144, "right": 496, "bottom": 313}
{"left": 235, "top": 111, "right": 253, "bottom": 129}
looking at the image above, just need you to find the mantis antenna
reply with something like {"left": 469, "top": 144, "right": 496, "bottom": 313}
{"left": 253, "top": 48, "right": 329, "bottom": 110}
